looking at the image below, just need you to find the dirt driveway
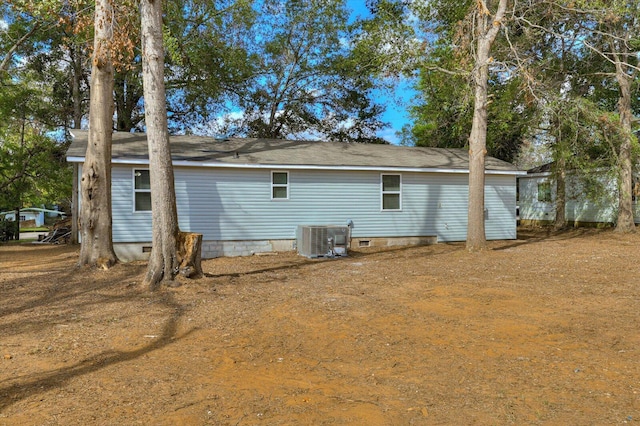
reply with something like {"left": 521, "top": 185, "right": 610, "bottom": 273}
{"left": 1, "top": 228, "right": 639, "bottom": 425}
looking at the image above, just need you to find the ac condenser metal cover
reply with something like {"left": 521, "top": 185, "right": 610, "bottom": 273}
{"left": 297, "top": 225, "right": 349, "bottom": 258}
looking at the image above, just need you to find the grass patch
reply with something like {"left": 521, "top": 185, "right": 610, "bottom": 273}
{"left": 19, "top": 227, "right": 49, "bottom": 232}
{"left": 1, "top": 238, "right": 37, "bottom": 245}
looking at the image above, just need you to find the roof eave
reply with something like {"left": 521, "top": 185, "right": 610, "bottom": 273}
{"left": 66, "top": 156, "right": 523, "bottom": 175}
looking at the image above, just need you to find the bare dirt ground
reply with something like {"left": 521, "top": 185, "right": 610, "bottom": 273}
{"left": 1, "top": 228, "right": 639, "bottom": 425}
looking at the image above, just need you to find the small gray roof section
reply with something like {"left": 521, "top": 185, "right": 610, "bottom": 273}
{"left": 526, "top": 162, "right": 553, "bottom": 174}
{"left": 67, "top": 130, "right": 522, "bottom": 174}
{"left": 0, "top": 207, "right": 66, "bottom": 216}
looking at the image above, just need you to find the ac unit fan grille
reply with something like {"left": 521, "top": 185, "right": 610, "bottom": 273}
{"left": 297, "top": 225, "right": 349, "bottom": 258}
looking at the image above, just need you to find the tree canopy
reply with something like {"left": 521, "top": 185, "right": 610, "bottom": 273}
{"left": 2, "top": 0, "right": 639, "bottom": 236}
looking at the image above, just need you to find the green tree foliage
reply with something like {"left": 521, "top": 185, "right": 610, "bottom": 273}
{"left": 210, "top": 0, "right": 388, "bottom": 143}
{"left": 514, "top": 1, "right": 639, "bottom": 230}
{"left": 0, "top": 76, "right": 72, "bottom": 212}
{"left": 4, "top": 0, "right": 391, "bottom": 143}
{"left": 402, "top": 48, "right": 471, "bottom": 149}
{"left": 352, "top": 0, "right": 423, "bottom": 79}
{"left": 405, "top": 55, "right": 535, "bottom": 163}
{"left": 163, "top": 0, "right": 256, "bottom": 132}
{"left": 1, "top": 1, "right": 78, "bottom": 213}
{"left": 401, "top": 0, "right": 541, "bottom": 163}
{"left": 24, "top": 3, "right": 92, "bottom": 129}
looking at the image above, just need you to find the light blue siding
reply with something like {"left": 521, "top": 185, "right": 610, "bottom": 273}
{"left": 111, "top": 165, "right": 517, "bottom": 243}
{"left": 518, "top": 174, "right": 639, "bottom": 224}
{"left": 518, "top": 176, "right": 555, "bottom": 221}
{"left": 485, "top": 175, "right": 518, "bottom": 239}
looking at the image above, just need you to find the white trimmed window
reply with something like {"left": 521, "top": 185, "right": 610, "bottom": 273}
{"left": 134, "top": 169, "right": 151, "bottom": 211}
{"left": 271, "top": 171, "right": 289, "bottom": 200}
{"left": 381, "top": 174, "right": 401, "bottom": 211}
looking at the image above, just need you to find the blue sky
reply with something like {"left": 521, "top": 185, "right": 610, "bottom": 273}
{"left": 374, "top": 80, "right": 415, "bottom": 145}
{"left": 347, "top": 0, "right": 416, "bottom": 145}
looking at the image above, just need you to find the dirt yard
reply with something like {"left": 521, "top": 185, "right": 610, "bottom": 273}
{"left": 1, "top": 228, "right": 639, "bottom": 425}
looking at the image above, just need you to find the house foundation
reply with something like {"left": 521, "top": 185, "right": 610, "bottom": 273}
{"left": 114, "top": 236, "right": 438, "bottom": 262}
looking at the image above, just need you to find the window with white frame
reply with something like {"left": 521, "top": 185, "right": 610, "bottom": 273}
{"left": 134, "top": 169, "right": 151, "bottom": 211}
{"left": 271, "top": 171, "right": 289, "bottom": 199}
{"left": 381, "top": 174, "right": 401, "bottom": 210}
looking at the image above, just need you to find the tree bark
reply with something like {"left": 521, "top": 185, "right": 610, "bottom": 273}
{"left": 613, "top": 56, "right": 635, "bottom": 233}
{"left": 71, "top": 46, "right": 84, "bottom": 130}
{"left": 466, "top": 0, "right": 508, "bottom": 252}
{"left": 552, "top": 112, "right": 567, "bottom": 230}
{"left": 71, "top": 163, "right": 79, "bottom": 244}
{"left": 115, "top": 71, "right": 143, "bottom": 132}
{"left": 14, "top": 206, "right": 20, "bottom": 241}
{"left": 177, "top": 231, "right": 203, "bottom": 278}
{"left": 140, "top": 0, "right": 181, "bottom": 289}
{"left": 553, "top": 156, "right": 567, "bottom": 230}
{"left": 78, "top": 0, "right": 118, "bottom": 268}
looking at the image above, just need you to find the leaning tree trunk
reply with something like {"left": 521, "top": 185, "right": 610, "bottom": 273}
{"left": 466, "top": 0, "right": 508, "bottom": 252}
{"left": 140, "top": 0, "right": 202, "bottom": 289}
{"left": 78, "top": 0, "right": 117, "bottom": 269}
{"left": 614, "top": 57, "right": 635, "bottom": 233}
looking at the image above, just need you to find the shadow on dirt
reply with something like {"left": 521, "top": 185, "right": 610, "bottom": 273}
{"left": 494, "top": 226, "right": 610, "bottom": 251}
{"left": 204, "top": 257, "right": 316, "bottom": 279}
{"left": 0, "top": 290, "right": 193, "bottom": 412}
{"left": 204, "top": 243, "right": 466, "bottom": 280}
{"left": 0, "top": 261, "right": 148, "bottom": 335}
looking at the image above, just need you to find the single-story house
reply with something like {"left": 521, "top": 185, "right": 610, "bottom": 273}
{"left": 518, "top": 163, "right": 640, "bottom": 226}
{"left": 67, "top": 130, "right": 524, "bottom": 261}
{"left": 0, "top": 207, "right": 66, "bottom": 227}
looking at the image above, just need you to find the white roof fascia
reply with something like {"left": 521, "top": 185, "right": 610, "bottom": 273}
{"left": 66, "top": 156, "right": 525, "bottom": 176}
{"left": 0, "top": 208, "right": 65, "bottom": 216}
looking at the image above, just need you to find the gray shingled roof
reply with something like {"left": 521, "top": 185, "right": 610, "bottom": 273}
{"left": 526, "top": 162, "right": 553, "bottom": 174}
{"left": 67, "top": 130, "right": 522, "bottom": 174}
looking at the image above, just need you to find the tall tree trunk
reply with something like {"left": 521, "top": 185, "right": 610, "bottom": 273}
{"left": 466, "top": 0, "right": 508, "bottom": 252}
{"left": 71, "top": 163, "right": 79, "bottom": 244}
{"left": 554, "top": 156, "right": 567, "bottom": 229}
{"left": 78, "top": 0, "right": 117, "bottom": 268}
{"left": 114, "top": 74, "right": 130, "bottom": 131}
{"left": 71, "top": 46, "right": 84, "bottom": 130}
{"left": 14, "top": 206, "right": 20, "bottom": 241}
{"left": 114, "top": 72, "right": 140, "bottom": 132}
{"left": 614, "top": 58, "right": 635, "bottom": 232}
{"left": 140, "top": 0, "right": 180, "bottom": 288}
{"left": 552, "top": 112, "right": 567, "bottom": 230}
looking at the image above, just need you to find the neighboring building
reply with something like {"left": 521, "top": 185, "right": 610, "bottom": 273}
{"left": 518, "top": 163, "right": 640, "bottom": 226}
{"left": 0, "top": 208, "right": 66, "bottom": 227}
{"left": 67, "top": 131, "right": 524, "bottom": 261}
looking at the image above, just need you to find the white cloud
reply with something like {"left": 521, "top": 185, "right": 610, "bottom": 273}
{"left": 192, "top": 111, "right": 245, "bottom": 137}
{"left": 376, "top": 128, "right": 401, "bottom": 145}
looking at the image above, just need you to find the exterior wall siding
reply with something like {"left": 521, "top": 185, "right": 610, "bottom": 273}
{"left": 518, "top": 176, "right": 556, "bottom": 222}
{"left": 109, "top": 165, "right": 517, "bottom": 257}
{"left": 518, "top": 174, "right": 640, "bottom": 225}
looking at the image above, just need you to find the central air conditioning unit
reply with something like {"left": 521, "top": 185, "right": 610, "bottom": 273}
{"left": 297, "top": 225, "right": 350, "bottom": 258}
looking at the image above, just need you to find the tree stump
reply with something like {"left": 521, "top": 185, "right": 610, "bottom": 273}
{"left": 177, "top": 231, "right": 203, "bottom": 278}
